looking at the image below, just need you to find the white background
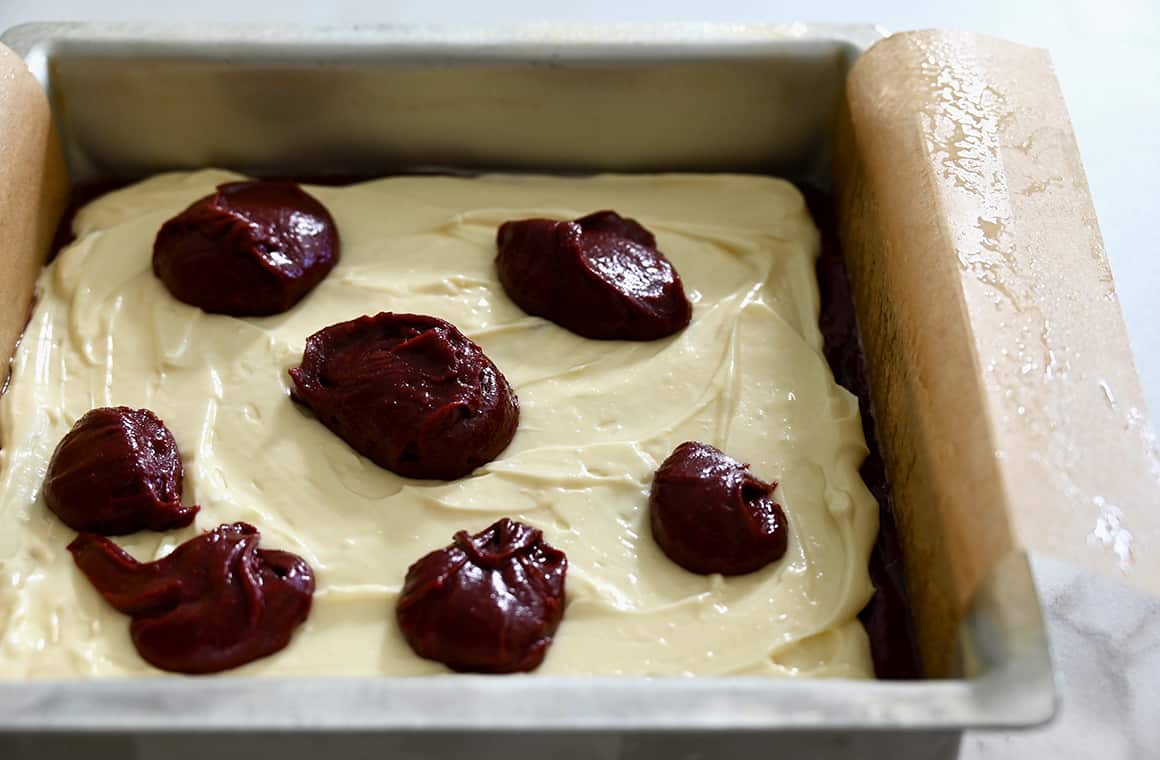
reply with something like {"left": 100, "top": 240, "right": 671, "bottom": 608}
{"left": 2, "top": 2, "right": 1159, "bottom": 759}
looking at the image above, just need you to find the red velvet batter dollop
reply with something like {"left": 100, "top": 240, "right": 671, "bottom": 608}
{"left": 397, "top": 518, "right": 567, "bottom": 673}
{"left": 68, "top": 522, "right": 314, "bottom": 674}
{"left": 650, "top": 441, "right": 788, "bottom": 575}
{"left": 289, "top": 313, "right": 519, "bottom": 480}
{"left": 43, "top": 407, "right": 197, "bottom": 535}
{"left": 496, "top": 210, "right": 692, "bottom": 340}
{"left": 153, "top": 181, "right": 339, "bottom": 316}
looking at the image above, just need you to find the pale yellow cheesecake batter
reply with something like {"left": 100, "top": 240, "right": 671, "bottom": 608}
{"left": 0, "top": 170, "right": 877, "bottom": 678}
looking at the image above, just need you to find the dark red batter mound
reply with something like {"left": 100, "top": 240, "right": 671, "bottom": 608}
{"left": 43, "top": 406, "right": 197, "bottom": 535}
{"left": 68, "top": 522, "right": 314, "bottom": 674}
{"left": 650, "top": 441, "right": 788, "bottom": 575}
{"left": 496, "top": 210, "right": 691, "bottom": 340}
{"left": 153, "top": 181, "right": 339, "bottom": 316}
{"left": 397, "top": 518, "right": 567, "bottom": 673}
{"left": 289, "top": 313, "right": 519, "bottom": 480}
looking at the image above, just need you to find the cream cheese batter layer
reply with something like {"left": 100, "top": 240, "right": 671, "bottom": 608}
{"left": 0, "top": 170, "right": 878, "bottom": 678}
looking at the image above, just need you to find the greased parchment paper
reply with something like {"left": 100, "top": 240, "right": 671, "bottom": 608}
{"left": 836, "top": 30, "right": 1160, "bottom": 676}
{"left": 0, "top": 43, "right": 67, "bottom": 388}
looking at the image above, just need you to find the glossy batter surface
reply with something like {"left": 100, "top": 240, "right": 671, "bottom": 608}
{"left": 0, "top": 170, "right": 877, "bottom": 678}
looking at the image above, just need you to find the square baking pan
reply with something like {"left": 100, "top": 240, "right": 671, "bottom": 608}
{"left": 0, "top": 21, "right": 1061, "bottom": 758}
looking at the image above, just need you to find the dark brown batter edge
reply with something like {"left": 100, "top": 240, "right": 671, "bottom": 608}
{"left": 805, "top": 188, "right": 923, "bottom": 679}
{"left": 45, "top": 176, "right": 923, "bottom": 679}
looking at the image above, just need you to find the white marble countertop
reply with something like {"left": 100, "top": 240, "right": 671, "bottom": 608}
{"left": 1, "top": 2, "right": 1157, "bottom": 758}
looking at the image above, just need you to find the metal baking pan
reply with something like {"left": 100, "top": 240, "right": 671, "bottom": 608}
{"left": 0, "top": 22, "right": 1055, "bottom": 759}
